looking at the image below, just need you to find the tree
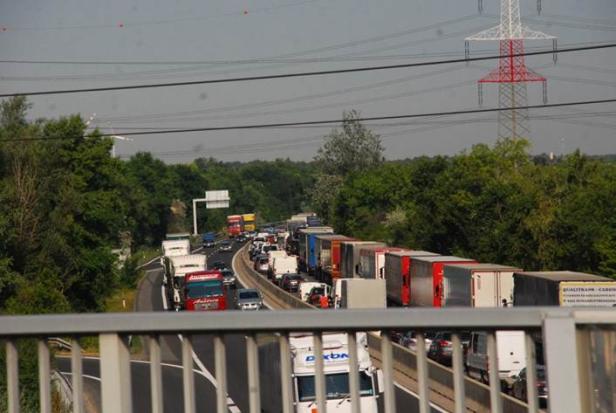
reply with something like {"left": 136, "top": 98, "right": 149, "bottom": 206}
{"left": 312, "top": 110, "right": 384, "bottom": 221}
{"left": 314, "top": 110, "right": 384, "bottom": 176}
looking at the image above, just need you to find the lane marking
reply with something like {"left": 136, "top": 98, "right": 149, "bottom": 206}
{"left": 160, "top": 280, "right": 241, "bottom": 413}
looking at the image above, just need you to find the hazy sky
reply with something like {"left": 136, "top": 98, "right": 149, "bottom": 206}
{"left": 1, "top": 0, "right": 615, "bottom": 162}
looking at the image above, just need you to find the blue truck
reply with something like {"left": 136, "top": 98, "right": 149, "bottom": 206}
{"left": 202, "top": 232, "right": 217, "bottom": 248}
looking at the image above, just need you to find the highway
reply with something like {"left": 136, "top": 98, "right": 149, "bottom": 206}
{"left": 57, "top": 240, "right": 440, "bottom": 412}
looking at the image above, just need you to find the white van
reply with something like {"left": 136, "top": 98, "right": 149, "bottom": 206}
{"left": 465, "top": 330, "right": 526, "bottom": 389}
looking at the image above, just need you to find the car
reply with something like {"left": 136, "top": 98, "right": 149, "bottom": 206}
{"left": 236, "top": 288, "right": 263, "bottom": 311}
{"left": 427, "top": 331, "right": 471, "bottom": 366}
{"left": 235, "top": 234, "right": 246, "bottom": 243}
{"left": 511, "top": 365, "right": 548, "bottom": 407}
{"left": 254, "top": 255, "right": 269, "bottom": 273}
{"left": 219, "top": 240, "right": 233, "bottom": 252}
{"left": 307, "top": 286, "right": 327, "bottom": 306}
{"left": 280, "top": 273, "right": 304, "bottom": 293}
{"left": 210, "top": 261, "right": 227, "bottom": 271}
{"left": 221, "top": 269, "right": 236, "bottom": 288}
{"left": 400, "top": 331, "right": 437, "bottom": 352}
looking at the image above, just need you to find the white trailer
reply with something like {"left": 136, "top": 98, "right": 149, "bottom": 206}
{"left": 442, "top": 263, "right": 522, "bottom": 307}
{"left": 259, "top": 332, "right": 382, "bottom": 413}
{"left": 168, "top": 254, "right": 207, "bottom": 310}
{"left": 160, "top": 239, "right": 191, "bottom": 284}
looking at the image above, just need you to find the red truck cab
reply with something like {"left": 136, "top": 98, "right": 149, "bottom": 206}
{"left": 184, "top": 271, "right": 226, "bottom": 311}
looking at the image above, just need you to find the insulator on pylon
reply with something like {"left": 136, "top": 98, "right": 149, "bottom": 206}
{"left": 537, "top": 0, "right": 542, "bottom": 15}
{"left": 552, "top": 39, "right": 558, "bottom": 64}
{"left": 542, "top": 81, "right": 548, "bottom": 104}
{"left": 478, "top": 0, "right": 484, "bottom": 14}
{"left": 478, "top": 83, "right": 483, "bottom": 107}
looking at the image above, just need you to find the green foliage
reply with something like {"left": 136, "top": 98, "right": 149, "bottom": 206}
{"left": 331, "top": 139, "right": 616, "bottom": 278}
{"left": 311, "top": 110, "right": 385, "bottom": 221}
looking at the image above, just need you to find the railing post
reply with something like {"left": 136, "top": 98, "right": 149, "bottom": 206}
{"left": 314, "top": 332, "right": 327, "bottom": 413}
{"left": 214, "top": 334, "right": 228, "bottom": 413}
{"left": 6, "top": 339, "right": 20, "bottom": 413}
{"left": 415, "top": 332, "right": 429, "bottom": 413}
{"left": 38, "top": 339, "right": 51, "bottom": 413}
{"left": 246, "top": 333, "right": 261, "bottom": 413}
{"left": 381, "top": 332, "right": 397, "bottom": 413}
{"left": 524, "top": 333, "right": 539, "bottom": 413}
{"left": 543, "top": 315, "right": 583, "bottom": 413}
{"left": 149, "top": 335, "right": 163, "bottom": 413}
{"left": 99, "top": 333, "right": 133, "bottom": 413}
{"left": 181, "top": 334, "right": 196, "bottom": 413}
{"left": 347, "top": 332, "right": 361, "bottom": 413}
{"left": 278, "top": 333, "right": 294, "bottom": 413}
{"left": 487, "top": 331, "right": 503, "bottom": 413}
{"left": 451, "top": 333, "right": 466, "bottom": 413}
{"left": 71, "top": 338, "right": 84, "bottom": 413}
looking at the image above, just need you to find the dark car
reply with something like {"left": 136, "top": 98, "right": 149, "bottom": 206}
{"left": 427, "top": 331, "right": 471, "bottom": 366}
{"left": 280, "top": 273, "right": 304, "bottom": 293}
{"left": 210, "top": 261, "right": 227, "bottom": 271}
{"left": 219, "top": 240, "right": 233, "bottom": 252}
{"left": 511, "top": 365, "right": 548, "bottom": 407}
{"left": 307, "top": 286, "right": 327, "bottom": 306}
{"left": 235, "top": 234, "right": 247, "bottom": 243}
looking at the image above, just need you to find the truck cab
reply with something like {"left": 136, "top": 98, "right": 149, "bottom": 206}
{"left": 184, "top": 271, "right": 226, "bottom": 311}
{"left": 259, "top": 332, "right": 382, "bottom": 413}
{"left": 202, "top": 232, "right": 217, "bottom": 248}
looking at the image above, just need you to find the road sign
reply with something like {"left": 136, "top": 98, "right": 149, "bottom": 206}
{"left": 205, "top": 190, "right": 230, "bottom": 209}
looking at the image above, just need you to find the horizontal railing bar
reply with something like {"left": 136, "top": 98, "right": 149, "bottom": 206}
{"left": 0, "top": 308, "right": 592, "bottom": 336}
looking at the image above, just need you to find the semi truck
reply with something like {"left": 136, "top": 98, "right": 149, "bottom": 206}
{"left": 442, "top": 263, "right": 522, "bottom": 307}
{"left": 357, "top": 246, "right": 405, "bottom": 280}
{"left": 259, "top": 332, "right": 382, "bottom": 413}
{"left": 160, "top": 239, "right": 191, "bottom": 285}
{"left": 513, "top": 271, "right": 616, "bottom": 306}
{"left": 168, "top": 254, "right": 207, "bottom": 310}
{"left": 184, "top": 271, "right": 226, "bottom": 311}
{"left": 410, "top": 256, "right": 476, "bottom": 307}
{"left": 315, "top": 235, "right": 353, "bottom": 283}
{"left": 297, "top": 227, "right": 334, "bottom": 273}
{"left": 383, "top": 250, "right": 438, "bottom": 306}
{"left": 226, "top": 215, "right": 243, "bottom": 237}
{"left": 340, "top": 241, "right": 385, "bottom": 279}
{"left": 242, "top": 213, "right": 256, "bottom": 232}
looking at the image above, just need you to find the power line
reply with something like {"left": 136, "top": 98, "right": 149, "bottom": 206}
{"left": 3, "top": 97, "right": 616, "bottom": 142}
{"left": 1, "top": 43, "right": 615, "bottom": 98}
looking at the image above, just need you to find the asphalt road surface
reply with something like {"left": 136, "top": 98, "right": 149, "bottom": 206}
{"left": 58, "top": 239, "right": 442, "bottom": 413}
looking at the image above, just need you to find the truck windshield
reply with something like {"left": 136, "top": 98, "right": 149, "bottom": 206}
{"left": 296, "top": 372, "right": 374, "bottom": 402}
{"left": 186, "top": 281, "right": 223, "bottom": 298}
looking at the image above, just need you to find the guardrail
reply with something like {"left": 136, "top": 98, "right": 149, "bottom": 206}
{"left": 233, "top": 245, "right": 604, "bottom": 413}
{"left": 1, "top": 308, "right": 611, "bottom": 413}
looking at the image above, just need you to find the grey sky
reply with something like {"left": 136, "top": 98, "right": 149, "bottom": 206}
{"left": 1, "top": 0, "right": 615, "bottom": 162}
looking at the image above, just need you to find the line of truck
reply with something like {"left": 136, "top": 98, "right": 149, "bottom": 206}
{"left": 160, "top": 234, "right": 227, "bottom": 311}
{"left": 281, "top": 212, "right": 616, "bottom": 397}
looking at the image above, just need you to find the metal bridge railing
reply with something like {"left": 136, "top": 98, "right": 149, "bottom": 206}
{"left": 1, "top": 308, "right": 614, "bottom": 413}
